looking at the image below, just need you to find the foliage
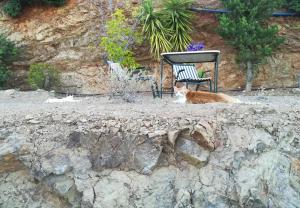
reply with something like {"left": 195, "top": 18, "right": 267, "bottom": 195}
{"left": 187, "top": 42, "right": 205, "bottom": 51}
{"left": 140, "top": 0, "right": 194, "bottom": 59}
{"left": 27, "top": 63, "right": 60, "bottom": 90}
{"left": 42, "top": 0, "right": 66, "bottom": 6}
{"left": 285, "top": 0, "right": 300, "bottom": 13}
{"left": 0, "top": 34, "right": 18, "bottom": 66}
{"left": 197, "top": 69, "right": 205, "bottom": 78}
{"left": 217, "top": 0, "right": 284, "bottom": 91}
{"left": 0, "top": 34, "right": 18, "bottom": 88}
{"left": 3, "top": 0, "right": 22, "bottom": 17}
{"left": 100, "top": 9, "right": 142, "bottom": 69}
{"left": 2, "top": 0, "right": 66, "bottom": 17}
{"left": 140, "top": 0, "right": 171, "bottom": 59}
{"left": 163, "top": 0, "right": 194, "bottom": 52}
{"left": 0, "top": 66, "right": 10, "bottom": 88}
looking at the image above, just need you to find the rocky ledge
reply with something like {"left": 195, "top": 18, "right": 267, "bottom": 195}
{"left": 0, "top": 90, "right": 300, "bottom": 208}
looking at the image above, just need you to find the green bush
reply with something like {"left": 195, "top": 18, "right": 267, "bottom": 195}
{"left": 0, "top": 34, "right": 18, "bottom": 88}
{"left": 42, "top": 0, "right": 66, "bottom": 6}
{"left": 0, "top": 66, "right": 10, "bottom": 88}
{"left": 100, "top": 9, "right": 142, "bottom": 69}
{"left": 2, "top": 0, "right": 66, "bottom": 17}
{"left": 28, "top": 63, "right": 60, "bottom": 90}
{"left": 3, "top": 0, "right": 22, "bottom": 17}
{"left": 285, "top": 0, "right": 300, "bottom": 13}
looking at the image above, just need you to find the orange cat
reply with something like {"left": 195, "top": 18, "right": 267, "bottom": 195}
{"left": 174, "top": 86, "right": 239, "bottom": 104}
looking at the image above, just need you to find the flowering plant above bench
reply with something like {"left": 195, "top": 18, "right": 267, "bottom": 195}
{"left": 187, "top": 42, "right": 205, "bottom": 51}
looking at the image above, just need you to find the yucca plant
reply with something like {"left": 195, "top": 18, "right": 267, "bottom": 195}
{"left": 163, "top": 0, "right": 194, "bottom": 52}
{"left": 141, "top": 0, "right": 171, "bottom": 59}
{"left": 140, "top": 0, "right": 194, "bottom": 59}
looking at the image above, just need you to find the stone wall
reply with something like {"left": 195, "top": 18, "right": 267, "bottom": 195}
{"left": 0, "top": 91, "right": 299, "bottom": 207}
{"left": 0, "top": 0, "right": 299, "bottom": 93}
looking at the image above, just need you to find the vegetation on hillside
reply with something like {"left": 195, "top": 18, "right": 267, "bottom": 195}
{"left": 3, "top": 0, "right": 66, "bottom": 17}
{"left": 218, "top": 0, "right": 284, "bottom": 92}
{"left": 27, "top": 63, "right": 60, "bottom": 90}
{"left": 140, "top": 0, "right": 194, "bottom": 59}
{"left": 285, "top": 0, "right": 300, "bottom": 13}
{"left": 0, "top": 34, "right": 18, "bottom": 88}
{"left": 100, "top": 9, "right": 142, "bottom": 69}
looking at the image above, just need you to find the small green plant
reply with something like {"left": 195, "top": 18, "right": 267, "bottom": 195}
{"left": 140, "top": 0, "right": 194, "bottom": 59}
{"left": 197, "top": 69, "right": 205, "bottom": 78}
{"left": 0, "top": 34, "right": 18, "bottom": 88}
{"left": 100, "top": 9, "right": 142, "bottom": 69}
{"left": 28, "top": 63, "right": 60, "bottom": 90}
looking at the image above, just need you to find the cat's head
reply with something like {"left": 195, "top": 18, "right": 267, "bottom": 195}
{"left": 174, "top": 86, "right": 189, "bottom": 98}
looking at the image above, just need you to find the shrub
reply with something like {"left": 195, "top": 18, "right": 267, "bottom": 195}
{"left": 3, "top": 0, "right": 22, "bottom": 17}
{"left": 0, "top": 34, "right": 18, "bottom": 88}
{"left": 28, "top": 63, "right": 60, "bottom": 90}
{"left": 2, "top": 0, "right": 66, "bottom": 17}
{"left": 140, "top": 0, "right": 194, "bottom": 58}
{"left": 100, "top": 9, "right": 142, "bottom": 69}
{"left": 0, "top": 35, "right": 18, "bottom": 66}
{"left": 42, "top": 0, "right": 66, "bottom": 6}
{"left": 285, "top": 0, "right": 300, "bottom": 13}
{"left": 217, "top": 0, "right": 284, "bottom": 92}
{"left": 0, "top": 66, "right": 10, "bottom": 88}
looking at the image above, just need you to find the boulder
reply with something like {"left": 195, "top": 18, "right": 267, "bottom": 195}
{"left": 176, "top": 138, "right": 210, "bottom": 167}
{"left": 133, "top": 140, "right": 163, "bottom": 174}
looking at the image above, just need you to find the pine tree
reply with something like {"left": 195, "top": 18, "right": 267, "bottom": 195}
{"left": 218, "top": 0, "right": 284, "bottom": 91}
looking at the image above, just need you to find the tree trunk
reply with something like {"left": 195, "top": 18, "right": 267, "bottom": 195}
{"left": 245, "top": 61, "right": 254, "bottom": 92}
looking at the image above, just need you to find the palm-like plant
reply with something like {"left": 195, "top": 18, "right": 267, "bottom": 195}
{"left": 164, "top": 0, "right": 194, "bottom": 52}
{"left": 141, "top": 0, "right": 171, "bottom": 58}
{"left": 140, "top": 0, "right": 194, "bottom": 59}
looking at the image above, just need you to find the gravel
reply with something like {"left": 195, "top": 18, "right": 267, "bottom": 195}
{"left": 0, "top": 88, "right": 300, "bottom": 120}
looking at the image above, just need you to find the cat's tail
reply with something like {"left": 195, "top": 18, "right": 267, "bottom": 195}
{"left": 219, "top": 93, "right": 241, "bottom": 103}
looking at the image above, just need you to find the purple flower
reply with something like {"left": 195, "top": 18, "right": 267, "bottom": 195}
{"left": 187, "top": 42, "right": 205, "bottom": 51}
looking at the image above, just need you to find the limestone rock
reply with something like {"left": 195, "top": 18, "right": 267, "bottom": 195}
{"left": 191, "top": 122, "right": 215, "bottom": 151}
{"left": 93, "top": 172, "right": 132, "bottom": 208}
{"left": 176, "top": 138, "right": 210, "bottom": 167}
{"left": 0, "top": 170, "right": 70, "bottom": 208}
{"left": 0, "top": 133, "right": 27, "bottom": 157}
{"left": 174, "top": 189, "right": 192, "bottom": 208}
{"left": 41, "top": 152, "right": 72, "bottom": 176}
{"left": 81, "top": 188, "right": 95, "bottom": 208}
{"left": 45, "top": 175, "right": 81, "bottom": 207}
{"left": 168, "top": 130, "right": 180, "bottom": 146}
{"left": 236, "top": 151, "right": 300, "bottom": 207}
{"left": 134, "top": 140, "right": 163, "bottom": 174}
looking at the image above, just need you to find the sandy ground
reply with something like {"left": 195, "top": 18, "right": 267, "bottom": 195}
{"left": 0, "top": 88, "right": 300, "bottom": 119}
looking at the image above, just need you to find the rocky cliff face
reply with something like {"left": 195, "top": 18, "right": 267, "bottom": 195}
{"left": 0, "top": 90, "right": 299, "bottom": 207}
{"left": 0, "top": 0, "right": 299, "bottom": 93}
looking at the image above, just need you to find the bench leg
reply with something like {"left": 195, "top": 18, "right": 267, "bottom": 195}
{"left": 209, "top": 80, "right": 212, "bottom": 92}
